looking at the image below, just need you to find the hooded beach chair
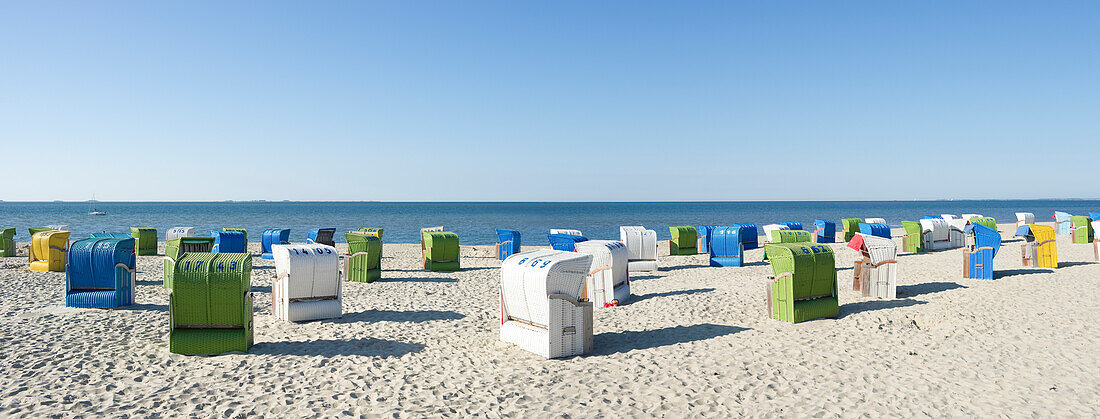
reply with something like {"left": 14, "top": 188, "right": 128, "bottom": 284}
{"left": 29, "top": 227, "right": 53, "bottom": 237}
{"left": 668, "top": 226, "right": 698, "bottom": 255}
{"left": 261, "top": 228, "right": 291, "bottom": 260}
{"left": 962, "top": 214, "right": 983, "bottom": 221}
{"left": 422, "top": 229, "right": 460, "bottom": 271}
{"left": 306, "top": 228, "right": 336, "bottom": 247}
{"left": 499, "top": 249, "right": 594, "bottom": 359}
{"left": 163, "top": 237, "right": 215, "bottom": 289}
{"left": 128, "top": 227, "right": 157, "bottom": 256}
{"left": 549, "top": 229, "right": 583, "bottom": 236}
{"left": 620, "top": 226, "right": 658, "bottom": 272}
{"left": 574, "top": 240, "right": 630, "bottom": 308}
{"left": 166, "top": 227, "right": 196, "bottom": 241}
{"left": 771, "top": 230, "right": 811, "bottom": 244}
{"left": 901, "top": 221, "right": 923, "bottom": 253}
{"left": 919, "top": 218, "right": 964, "bottom": 251}
{"left": 65, "top": 237, "right": 136, "bottom": 308}
{"left": 272, "top": 244, "right": 342, "bottom": 322}
{"left": 1015, "top": 224, "right": 1057, "bottom": 268}
{"left": 847, "top": 234, "right": 897, "bottom": 299}
{"left": 548, "top": 233, "right": 588, "bottom": 252}
{"left": 761, "top": 224, "right": 789, "bottom": 243}
{"left": 495, "top": 229, "right": 521, "bottom": 261}
{"left": 708, "top": 225, "right": 744, "bottom": 267}
{"left": 782, "top": 222, "right": 803, "bottom": 231}
{"left": 357, "top": 228, "right": 384, "bottom": 239}
{"left": 736, "top": 223, "right": 759, "bottom": 249}
{"left": 92, "top": 233, "right": 132, "bottom": 239}
{"left": 967, "top": 217, "right": 998, "bottom": 231}
{"left": 1071, "top": 216, "right": 1094, "bottom": 244}
{"left": 922, "top": 215, "right": 942, "bottom": 219}
{"left": 858, "top": 223, "right": 891, "bottom": 239}
{"left": 812, "top": 220, "right": 835, "bottom": 243}
{"left": 29, "top": 230, "right": 70, "bottom": 272}
{"left": 864, "top": 218, "right": 887, "bottom": 225}
{"left": 1053, "top": 212, "right": 1073, "bottom": 235}
{"left": 1015, "top": 213, "right": 1034, "bottom": 229}
{"left": 223, "top": 228, "right": 247, "bottom": 246}
{"left": 0, "top": 228, "right": 14, "bottom": 257}
{"left": 841, "top": 218, "right": 863, "bottom": 242}
{"left": 963, "top": 224, "right": 1001, "bottom": 280}
{"left": 168, "top": 253, "right": 253, "bottom": 355}
{"left": 697, "top": 225, "right": 718, "bottom": 253}
{"left": 344, "top": 231, "right": 382, "bottom": 282}
{"left": 764, "top": 243, "right": 838, "bottom": 323}
{"left": 211, "top": 230, "right": 247, "bottom": 253}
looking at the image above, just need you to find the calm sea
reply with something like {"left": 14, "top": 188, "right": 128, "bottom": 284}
{"left": 1, "top": 201, "right": 1097, "bottom": 245}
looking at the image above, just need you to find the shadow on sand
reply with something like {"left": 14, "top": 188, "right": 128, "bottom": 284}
{"left": 252, "top": 337, "right": 425, "bottom": 358}
{"left": 332, "top": 309, "right": 465, "bottom": 324}
{"left": 377, "top": 277, "right": 459, "bottom": 283}
{"left": 1057, "top": 261, "right": 1095, "bottom": 268}
{"left": 896, "top": 282, "right": 966, "bottom": 298}
{"left": 993, "top": 268, "right": 1052, "bottom": 279}
{"left": 595, "top": 324, "right": 747, "bottom": 355}
{"left": 839, "top": 299, "right": 926, "bottom": 318}
{"left": 630, "top": 288, "right": 716, "bottom": 304}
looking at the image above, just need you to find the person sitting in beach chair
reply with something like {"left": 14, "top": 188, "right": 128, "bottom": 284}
{"left": 306, "top": 228, "right": 337, "bottom": 247}
{"left": 29, "top": 230, "right": 70, "bottom": 272}
{"left": 0, "top": 228, "right": 15, "bottom": 257}
{"left": 166, "top": 227, "right": 196, "bottom": 241}
{"left": 1053, "top": 212, "right": 1073, "bottom": 235}
{"left": 963, "top": 224, "right": 1001, "bottom": 280}
{"left": 764, "top": 243, "right": 838, "bottom": 323}
{"left": 129, "top": 227, "right": 157, "bottom": 256}
{"left": 1071, "top": 216, "right": 1094, "bottom": 244}
{"left": 163, "top": 237, "right": 215, "bottom": 289}
{"left": 708, "top": 225, "right": 744, "bottom": 267}
{"left": 66, "top": 237, "right": 136, "bottom": 308}
{"left": 345, "top": 231, "right": 382, "bottom": 282}
{"left": 168, "top": 253, "right": 253, "bottom": 355}
{"left": 574, "top": 240, "right": 630, "bottom": 308}
{"left": 668, "top": 226, "right": 698, "bottom": 255}
{"left": 1015, "top": 224, "right": 1057, "bottom": 268}
{"left": 841, "top": 218, "right": 863, "bottom": 242}
{"left": 421, "top": 227, "right": 460, "bottom": 271}
{"left": 548, "top": 233, "right": 588, "bottom": 251}
{"left": 499, "top": 249, "right": 594, "bottom": 358}
{"left": 261, "top": 228, "right": 291, "bottom": 259}
{"left": 620, "top": 226, "right": 658, "bottom": 272}
{"left": 211, "top": 230, "right": 247, "bottom": 253}
{"left": 496, "top": 229, "right": 521, "bottom": 261}
{"left": 812, "top": 220, "right": 835, "bottom": 243}
{"left": 847, "top": 233, "right": 897, "bottom": 298}
{"left": 272, "top": 244, "right": 342, "bottom": 322}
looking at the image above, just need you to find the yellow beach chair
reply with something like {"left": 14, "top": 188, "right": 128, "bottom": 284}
{"left": 29, "top": 230, "right": 71, "bottom": 272}
{"left": 1015, "top": 224, "right": 1057, "bottom": 268}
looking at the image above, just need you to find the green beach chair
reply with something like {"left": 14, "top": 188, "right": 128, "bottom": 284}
{"left": 168, "top": 252, "right": 253, "bottom": 355}
{"left": 0, "top": 228, "right": 15, "bottom": 257}
{"left": 771, "top": 230, "right": 811, "bottom": 244}
{"left": 358, "top": 228, "right": 383, "bottom": 240}
{"left": 764, "top": 243, "right": 838, "bottom": 323}
{"left": 668, "top": 226, "right": 698, "bottom": 255}
{"left": 1072, "top": 216, "right": 1094, "bottom": 244}
{"left": 223, "top": 228, "right": 248, "bottom": 246}
{"left": 163, "top": 237, "right": 215, "bottom": 289}
{"left": 345, "top": 231, "right": 382, "bottom": 282}
{"left": 901, "top": 221, "right": 923, "bottom": 253}
{"left": 422, "top": 230, "right": 460, "bottom": 271}
{"left": 129, "top": 226, "right": 158, "bottom": 256}
{"left": 841, "top": 218, "right": 863, "bottom": 242}
{"left": 970, "top": 217, "right": 998, "bottom": 231}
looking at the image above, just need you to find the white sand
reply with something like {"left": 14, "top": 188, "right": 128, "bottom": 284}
{"left": 1, "top": 222, "right": 1099, "bottom": 416}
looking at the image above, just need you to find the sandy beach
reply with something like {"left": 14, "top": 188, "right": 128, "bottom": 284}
{"left": 1, "top": 222, "right": 1098, "bottom": 417}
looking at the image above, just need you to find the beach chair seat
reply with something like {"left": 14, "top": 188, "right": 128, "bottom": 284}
{"left": 168, "top": 253, "right": 253, "bottom": 355}
{"left": 499, "top": 249, "right": 594, "bottom": 358}
{"left": 129, "top": 227, "right": 157, "bottom": 256}
{"left": 668, "top": 226, "right": 698, "bottom": 255}
{"left": 496, "top": 229, "right": 521, "bottom": 261}
{"left": 708, "top": 225, "right": 744, "bottom": 267}
{"left": 261, "top": 228, "right": 291, "bottom": 260}
{"left": 29, "top": 230, "right": 70, "bottom": 272}
{"left": 422, "top": 228, "right": 460, "bottom": 271}
{"left": 764, "top": 243, "right": 838, "bottom": 323}
{"left": 223, "top": 228, "right": 248, "bottom": 246}
{"left": 1015, "top": 225, "right": 1057, "bottom": 268}
{"left": 574, "top": 240, "right": 630, "bottom": 308}
{"left": 272, "top": 244, "right": 342, "bottom": 322}
{"left": 736, "top": 223, "right": 759, "bottom": 250}
{"left": 620, "top": 226, "right": 658, "bottom": 272}
{"left": 306, "top": 228, "right": 337, "bottom": 247}
{"left": 548, "top": 233, "right": 588, "bottom": 251}
{"left": 357, "top": 228, "right": 384, "bottom": 239}
{"left": 858, "top": 223, "right": 891, "bottom": 239}
{"left": 163, "top": 237, "right": 214, "bottom": 289}
{"left": 847, "top": 234, "right": 897, "bottom": 298}
{"left": 841, "top": 218, "right": 863, "bottom": 242}
{"left": 344, "top": 231, "right": 382, "bottom": 282}
{"left": 211, "top": 230, "right": 247, "bottom": 253}
{"left": 812, "top": 220, "right": 835, "bottom": 243}
{"left": 1053, "top": 212, "right": 1072, "bottom": 235}
{"left": 696, "top": 225, "right": 718, "bottom": 253}
{"left": 761, "top": 224, "right": 789, "bottom": 243}
{"left": 963, "top": 224, "right": 1001, "bottom": 280}
{"left": 901, "top": 221, "right": 923, "bottom": 253}
{"left": 0, "top": 228, "right": 15, "bottom": 257}
{"left": 919, "top": 218, "right": 964, "bottom": 251}
{"left": 1071, "top": 216, "right": 1094, "bottom": 244}
{"left": 66, "top": 238, "right": 136, "bottom": 308}
{"left": 166, "top": 227, "right": 196, "bottom": 241}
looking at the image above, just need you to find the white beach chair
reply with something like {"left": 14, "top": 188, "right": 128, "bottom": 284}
{"left": 761, "top": 224, "right": 789, "bottom": 243}
{"left": 619, "top": 226, "right": 658, "bottom": 272}
{"left": 864, "top": 218, "right": 887, "bottom": 225}
{"left": 574, "top": 240, "right": 630, "bottom": 308}
{"left": 919, "top": 218, "right": 964, "bottom": 251}
{"left": 940, "top": 214, "right": 959, "bottom": 221}
{"left": 549, "top": 229, "right": 583, "bottom": 236}
{"left": 166, "top": 227, "right": 196, "bottom": 241}
{"left": 272, "top": 244, "right": 342, "bottom": 322}
{"left": 1015, "top": 212, "right": 1035, "bottom": 229}
{"left": 849, "top": 234, "right": 897, "bottom": 299}
{"left": 962, "top": 213, "right": 984, "bottom": 220}
{"left": 46, "top": 224, "right": 69, "bottom": 231}
{"left": 499, "top": 249, "right": 593, "bottom": 359}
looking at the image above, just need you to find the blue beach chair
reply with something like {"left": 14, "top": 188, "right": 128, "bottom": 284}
{"left": 697, "top": 225, "right": 718, "bottom": 253}
{"left": 211, "top": 230, "right": 247, "bottom": 253}
{"left": 66, "top": 237, "right": 136, "bottom": 308}
{"left": 783, "top": 222, "right": 802, "bottom": 231}
{"left": 261, "top": 229, "right": 291, "bottom": 259}
{"left": 858, "top": 223, "right": 891, "bottom": 239}
{"left": 736, "top": 223, "right": 759, "bottom": 250}
{"left": 964, "top": 224, "right": 1001, "bottom": 279}
{"left": 548, "top": 233, "right": 588, "bottom": 251}
{"left": 1053, "top": 212, "right": 1073, "bottom": 235}
{"left": 307, "top": 228, "right": 337, "bottom": 247}
{"left": 496, "top": 229, "right": 521, "bottom": 260}
{"left": 708, "top": 226, "right": 744, "bottom": 267}
{"left": 813, "top": 220, "right": 835, "bottom": 243}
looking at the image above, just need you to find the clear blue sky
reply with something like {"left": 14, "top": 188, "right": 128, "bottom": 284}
{"left": 2, "top": 1, "right": 1097, "bottom": 201}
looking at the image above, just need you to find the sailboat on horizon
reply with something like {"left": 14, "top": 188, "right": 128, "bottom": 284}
{"left": 88, "top": 194, "right": 106, "bottom": 216}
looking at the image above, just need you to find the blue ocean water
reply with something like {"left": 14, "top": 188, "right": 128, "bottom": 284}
{"left": 1, "top": 200, "right": 1097, "bottom": 245}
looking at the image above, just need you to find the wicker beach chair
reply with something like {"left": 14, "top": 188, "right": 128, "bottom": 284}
{"left": 696, "top": 225, "right": 718, "bottom": 253}
{"left": 306, "top": 228, "right": 337, "bottom": 247}
{"left": 261, "top": 228, "right": 291, "bottom": 260}
{"left": 549, "top": 229, "right": 583, "bottom": 236}
{"left": 901, "top": 221, "right": 923, "bottom": 253}
{"left": 963, "top": 224, "right": 1001, "bottom": 280}
{"left": 272, "top": 244, "right": 342, "bottom": 322}
{"left": 166, "top": 227, "right": 196, "bottom": 241}
{"left": 574, "top": 240, "right": 630, "bottom": 308}
{"left": 65, "top": 237, "right": 136, "bottom": 308}
{"left": 1071, "top": 216, "right": 1094, "bottom": 244}
{"left": 620, "top": 226, "right": 658, "bottom": 272}
{"left": 29, "top": 230, "right": 70, "bottom": 272}
{"left": 783, "top": 222, "right": 803, "bottom": 231}
{"left": 422, "top": 228, "right": 460, "bottom": 271}
{"left": 812, "top": 220, "right": 835, "bottom": 243}
{"left": 841, "top": 218, "right": 863, "bottom": 242}
{"left": 967, "top": 217, "right": 998, "bottom": 231}
{"left": 168, "top": 253, "right": 253, "bottom": 355}
{"left": 211, "top": 230, "right": 247, "bottom": 253}
{"left": 499, "top": 249, "right": 594, "bottom": 358}
{"left": 357, "top": 228, "right": 384, "bottom": 240}
{"left": 548, "top": 233, "right": 588, "bottom": 251}
{"left": 344, "top": 231, "right": 382, "bottom": 283}
{"left": 668, "top": 226, "right": 698, "bottom": 255}
{"left": 28, "top": 227, "right": 53, "bottom": 237}
{"left": 495, "top": 229, "right": 521, "bottom": 261}
{"left": 223, "top": 228, "right": 248, "bottom": 246}
{"left": 0, "top": 228, "right": 15, "bottom": 257}
{"left": 864, "top": 218, "right": 887, "bottom": 225}
{"left": 761, "top": 224, "right": 789, "bottom": 243}
{"left": 708, "top": 225, "right": 744, "bottom": 267}
{"left": 163, "top": 237, "right": 214, "bottom": 289}
{"left": 129, "top": 227, "right": 157, "bottom": 256}
{"left": 91, "top": 233, "right": 132, "bottom": 239}
{"left": 858, "top": 222, "right": 891, "bottom": 239}
{"left": 771, "top": 230, "right": 811, "bottom": 243}
{"left": 847, "top": 234, "right": 897, "bottom": 298}
{"left": 1053, "top": 212, "right": 1073, "bottom": 235}
{"left": 919, "top": 218, "right": 964, "bottom": 251}
{"left": 736, "top": 223, "right": 759, "bottom": 250}
{"left": 764, "top": 243, "right": 838, "bottom": 323}
{"left": 1015, "top": 213, "right": 1034, "bottom": 229}
{"left": 1015, "top": 224, "right": 1057, "bottom": 268}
